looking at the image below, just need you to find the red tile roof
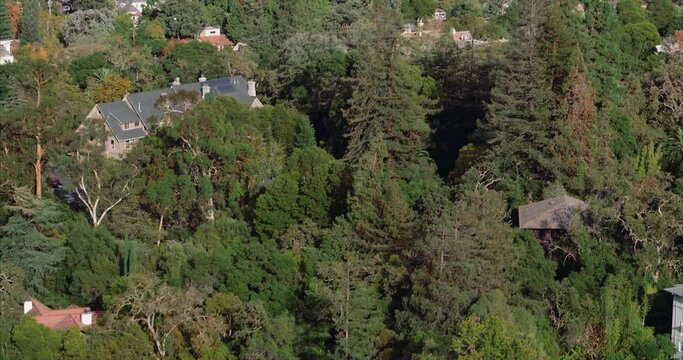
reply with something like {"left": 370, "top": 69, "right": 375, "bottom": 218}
{"left": 453, "top": 30, "right": 473, "bottom": 48}
{"left": 24, "top": 297, "right": 102, "bottom": 331}
{"left": 25, "top": 296, "right": 52, "bottom": 316}
{"left": 198, "top": 35, "right": 234, "bottom": 48}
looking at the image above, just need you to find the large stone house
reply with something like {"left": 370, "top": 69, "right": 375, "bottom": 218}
{"left": 85, "top": 75, "right": 262, "bottom": 158}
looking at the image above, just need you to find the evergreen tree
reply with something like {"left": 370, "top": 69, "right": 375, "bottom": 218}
{"left": 0, "top": 188, "right": 66, "bottom": 295}
{"left": 0, "top": 0, "right": 12, "bottom": 39}
{"left": 343, "top": 2, "right": 432, "bottom": 179}
{"left": 19, "top": 0, "right": 41, "bottom": 44}
{"left": 477, "top": 0, "right": 561, "bottom": 200}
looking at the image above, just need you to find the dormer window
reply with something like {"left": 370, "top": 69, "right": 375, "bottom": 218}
{"left": 124, "top": 123, "right": 130, "bottom": 130}
{"left": 135, "top": 121, "right": 140, "bottom": 127}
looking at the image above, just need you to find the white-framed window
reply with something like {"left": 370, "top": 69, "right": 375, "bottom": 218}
{"left": 125, "top": 140, "right": 131, "bottom": 149}
{"left": 135, "top": 121, "right": 140, "bottom": 127}
{"left": 124, "top": 123, "right": 130, "bottom": 129}
{"left": 110, "top": 139, "right": 114, "bottom": 149}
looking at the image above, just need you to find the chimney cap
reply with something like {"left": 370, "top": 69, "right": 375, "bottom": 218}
{"left": 247, "top": 80, "right": 256, "bottom": 97}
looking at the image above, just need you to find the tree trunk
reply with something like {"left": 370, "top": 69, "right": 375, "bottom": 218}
{"left": 34, "top": 137, "right": 43, "bottom": 199}
{"left": 35, "top": 76, "right": 42, "bottom": 107}
{"left": 344, "top": 262, "right": 350, "bottom": 359}
{"left": 205, "top": 197, "right": 215, "bottom": 221}
{"left": 157, "top": 213, "right": 164, "bottom": 246}
{"left": 439, "top": 228, "right": 445, "bottom": 280}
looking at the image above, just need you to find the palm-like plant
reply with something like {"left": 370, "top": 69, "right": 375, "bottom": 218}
{"left": 92, "top": 67, "right": 114, "bottom": 83}
{"left": 663, "top": 127, "right": 683, "bottom": 175}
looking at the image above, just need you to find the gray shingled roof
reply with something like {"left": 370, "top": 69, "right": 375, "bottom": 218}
{"left": 95, "top": 76, "right": 257, "bottom": 141}
{"left": 126, "top": 88, "right": 172, "bottom": 127}
{"left": 666, "top": 285, "right": 683, "bottom": 297}
{"left": 203, "top": 76, "right": 257, "bottom": 105}
{"left": 166, "top": 76, "right": 258, "bottom": 106}
{"left": 518, "top": 195, "right": 588, "bottom": 230}
{"left": 96, "top": 101, "right": 147, "bottom": 141}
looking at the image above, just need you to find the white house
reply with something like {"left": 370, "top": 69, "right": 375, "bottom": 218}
{"left": 666, "top": 285, "right": 683, "bottom": 355}
{"left": 116, "top": 0, "right": 147, "bottom": 26}
{"left": 433, "top": 7, "right": 447, "bottom": 21}
{"left": 0, "top": 40, "right": 17, "bottom": 65}
{"left": 451, "top": 28, "right": 489, "bottom": 49}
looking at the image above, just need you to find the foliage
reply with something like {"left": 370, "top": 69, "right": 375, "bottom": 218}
{"left": 647, "top": 0, "right": 679, "bottom": 36}
{"left": 0, "top": 188, "right": 66, "bottom": 295}
{"left": 452, "top": 315, "right": 536, "bottom": 359}
{"left": 87, "top": 73, "right": 132, "bottom": 103}
{"left": 635, "top": 142, "right": 664, "bottom": 177}
{"left": 160, "top": 41, "right": 255, "bottom": 83}
{"left": 19, "top": 0, "right": 41, "bottom": 44}
{"left": 73, "top": 0, "right": 114, "bottom": 10}
{"left": 62, "top": 9, "right": 116, "bottom": 45}
{"left": 1, "top": 0, "right": 682, "bottom": 359}
{"left": 157, "top": 0, "right": 207, "bottom": 39}
{"left": 0, "top": 0, "right": 11, "bottom": 39}
{"left": 69, "top": 52, "right": 112, "bottom": 89}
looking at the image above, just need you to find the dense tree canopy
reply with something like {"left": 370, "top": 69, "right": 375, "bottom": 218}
{"left": 0, "top": 0, "right": 682, "bottom": 359}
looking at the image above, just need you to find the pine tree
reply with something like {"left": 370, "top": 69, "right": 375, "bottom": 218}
{"left": 0, "top": 0, "right": 12, "bottom": 39}
{"left": 477, "top": 0, "right": 560, "bottom": 197}
{"left": 20, "top": 0, "right": 41, "bottom": 44}
{"left": 343, "top": 2, "right": 432, "bottom": 179}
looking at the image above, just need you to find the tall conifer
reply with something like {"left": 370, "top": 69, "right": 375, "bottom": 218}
{"left": 478, "top": 0, "right": 560, "bottom": 197}
{"left": 20, "top": 0, "right": 41, "bottom": 44}
{"left": 343, "top": 2, "right": 432, "bottom": 178}
{"left": 0, "top": 1, "right": 12, "bottom": 39}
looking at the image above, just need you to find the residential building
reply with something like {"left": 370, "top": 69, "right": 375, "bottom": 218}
{"left": 116, "top": 0, "right": 147, "bottom": 26}
{"left": 198, "top": 26, "right": 234, "bottom": 51}
{"left": 23, "top": 297, "right": 102, "bottom": 331}
{"left": 85, "top": 75, "right": 263, "bottom": 158}
{"left": 401, "top": 23, "right": 418, "bottom": 36}
{"left": 665, "top": 285, "right": 683, "bottom": 356}
{"left": 657, "top": 30, "right": 683, "bottom": 54}
{"left": 401, "top": 17, "right": 443, "bottom": 39}
{"left": 0, "top": 39, "right": 17, "bottom": 65}
{"left": 518, "top": 195, "right": 588, "bottom": 231}
{"left": 452, "top": 30, "right": 472, "bottom": 48}
{"left": 451, "top": 29, "right": 489, "bottom": 48}
{"left": 433, "top": 7, "right": 447, "bottom": 21}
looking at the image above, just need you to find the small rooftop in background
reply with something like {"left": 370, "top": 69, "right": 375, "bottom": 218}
{"left": 23, "top": 297, "right": 102, "bottom": 331}
{"left": 518, "top": 195, "right": 588, "bottom": 230}
{"left": 198, "top": 26, "right": 234, "bottom": 50}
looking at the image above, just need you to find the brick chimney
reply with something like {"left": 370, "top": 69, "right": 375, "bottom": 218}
{"left": 247, "top": 80, "right": 256, "bottom": 97}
